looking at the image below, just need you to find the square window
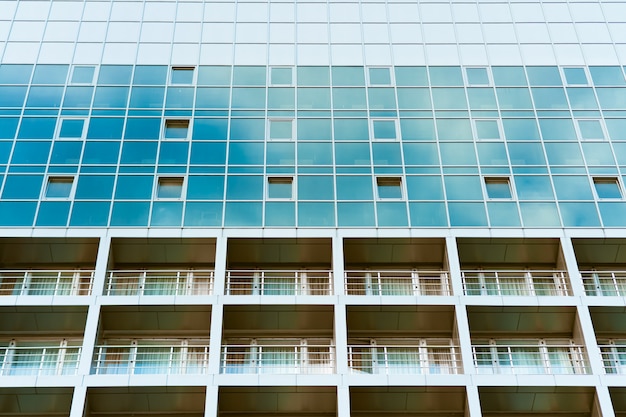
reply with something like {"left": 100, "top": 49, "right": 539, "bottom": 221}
{"left": 594, "top": 178, "right": 622, "bottom": 199}
{"left": 368, "top": 68, "right": 391, "bottom": 85}
{"left": 157, "top": 177, "right": 184, "bottom": 199}
{"left": 164, "top": 119, "right": 190, "bottom": 139}
{"left": 45, "top": 177, "right": 74, "bottom": 199}
{"left": 466, "top": 67, "right": 490, "bottom": 85}
{"left": 475, "top": 119, "right": 501, "bottom": 140}
{"left": 563, "top": 67, "right": 588, "bottom": 85}
{"left": 485, "top": 178, "right": 512, "bottom": 199}
{"left": 271, "top": 67, "right": 292, "bottom": 85}
{"left": 377, "top": 177, "right": 403, "bottom": 199}
{"left": 269, "top": 119, "right": 293, "bottom": 140}
{"left": 577, "top": 119, "right": 605, "bottom": 140}
{"left": 171, "top": 67, "right": 194, "bottom": 84}
{"left": 268, "top": 177, "right": 293, "bottom": 199}
{"left": 58, "top": 119, "right": 85, "bottom": 138}
{"left": 71, "top": 66, "right": 95, "bottom": 84}
{"left": 372, "top": 119, "right": 398, "bottom": 140}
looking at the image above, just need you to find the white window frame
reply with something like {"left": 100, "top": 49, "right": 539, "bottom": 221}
{"left": 56, "top": 118, "right": 88, "bottom": 139}
{"left": 43, "top": 176, "right": 75, "bottom": 200}
{"left": 163, "top": 119, "right": 191, "bottom": 140}
{"left": 267, "top": 176, "right": 294, "bottom": 200}
{"left": 561, "top": 66, "right": 590, "bottom": 86}
{"left": 376, "top": 176, "right": 404, "bottom": 200}
{"left": 367, "top": 67, "right": 393, "bottom": 86}
{"left": 575, "top": 118, "right": 607, "bottom": 140}
{"left": 70, "top": 65, "right": 96, "bottom": 85}
{"left": 484, "top": 177, "right": 513, "bottom": 200}
{"left": 371, "top": 118, "right": 400, "bottom": 141}
{"left": 464, "top": 66, "right": 491, "bottom": 86}
{"left": 267, "top": 119, "right": 295, "bottom": 141}
{"left": 593, "top": 177, "right": 623, "bottom": 200}
{"left": 473, "top": 118, "right": 503, "bottom": 141}
{"left": 269, "top": 67, "right": 294, "bottom": 86}
{"left": 170, "top": 66, "right": 196, "bottom": 85}
{"left": 155, "top": 176, "right": 186, "bottom": 200}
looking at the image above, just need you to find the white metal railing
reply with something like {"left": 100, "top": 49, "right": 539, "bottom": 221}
{"left": 0, "top": 342, "right": 81, "bottom": 376}
{"left": 221, "top": 339, "right": 334, "bottom": 374}
{"left": 225, "top": 270, "right": 332, "bottom": 296}
{"left": 599, "top": 341, "right": 626, "bottom": 374}
{"left": 0, "top": 270, "right": 93, "bottom": 296}
{"left": 92, "top": 341, "right": 210, "bottom": 375}
{"left": 581, "top": 271, "right": 626, "bottom": 296}
{"left": 344, "top": 270, "right": 450, "bottom": 296}
{"left": 472, "top": 340, "right": 589, "bottom": 374}
{"left": 105, "top": 270, "right": 213, "bottom": 296}
{"left": 348, "top": 341, "right": 461, "bottom": 374}
{"left": 462, "top": 270, "right": 569, "bottom": 296}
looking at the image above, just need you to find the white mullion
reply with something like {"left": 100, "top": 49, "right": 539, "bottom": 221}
{"left": 412, "top": 269, "right": 420, "bottom": 296}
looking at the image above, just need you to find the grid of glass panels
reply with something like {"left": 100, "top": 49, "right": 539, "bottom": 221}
{"left": 1, "top": 64, "right": 626, "bottom": 228}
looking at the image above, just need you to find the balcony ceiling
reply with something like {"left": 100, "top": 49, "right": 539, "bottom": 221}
{"left": 347, "top": 306, "right": 455, "bottom": 336}
{"left": 222, "top": 305, "right": 334, "bottom": 335}
{"left": 0, "top": 387, "right": 72, "bottom": 416}
{"left": 350, "top": 386, "right": 465, "bottom": 415}
{"left": 590, "top": 306, "right": 626, "bottom": 334}
{"left": 100, "top": 305, "right": 211, "bottom": 337}
{"left": 457, "top": 238, "right": 560, "bottom": 266}
{"left": 573, "top": 238, "right": 626, "bottom": 265}
{"left": 111, "top": 238, "right": 216, "bottom": 266}
{"left": 344, "top": 238, "right": 446, "bottom": 266}
{"left": 219, "top": 387, "right": 336, "bottom": 415}
{"left": 0, "top": 306, "right": 87, "bottom": 336}
{"left": 227, "top": 238, "right": 332, "bottom": 267}
{"left": 87, "top": 387, "right": 205, "bottom": 416}
{"left": 0, "top": 238, "right": 98, "bottom": 267}
{"left": 467, "top": 306, "right": 576, "bottom": 335}
{"left": 479, "top": 386, "right": 594, "bottom": 415}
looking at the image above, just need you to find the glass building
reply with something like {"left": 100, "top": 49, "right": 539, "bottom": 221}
{"left": 0, "top": 0, "right": 626, "bottom": 416}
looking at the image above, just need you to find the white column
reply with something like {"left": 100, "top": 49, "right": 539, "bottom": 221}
{"left": 594, "top": 385, "right": 616, "bottom": 417}
{"left": 337, "top": 385, "right": 351, "bottom": 417}
{"left": 332, "top": 236, "right": 348, "bottom": 375}
{"left": 213, "top": 236, "right": 227, "bottom": 296}
{"left": 208, "top": 303, "right": 224, "bottom": 375}
{"left": 445, "top": 236, "right": 464, "bottom": 297}
{"left": 91, "top": 236, "right": 112, "bottom": 297}
{"left": 204, "top": 385, "right": 219, "bottom": 417}
{"left": 69, "top": 386, "right": 87, "bottom": 417}
{"left": 559, "top": 236, "right": 585, "bottom": 297}
{"left": 77, "top": 303, "right": 101, "bottom": 376}
{"left": 464, "top": 385, "right": 483, "bottom": 417}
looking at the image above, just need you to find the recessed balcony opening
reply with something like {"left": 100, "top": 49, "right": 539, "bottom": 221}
{"left": 610, "top": 387, "right": 626, "bottom": 417}
{"left": 225, "top": 238, "right": 333, "bottom": 296}
{"left": 0, "top": 387, "right": 73, "bottom": 417}
{"left": 92, "top": 306, "right": 211, "bottom": 376}
{"left": 105, "top": 238, "right": 216, "bottom": 296}
{"left": 468, "top": 306, "right": 590, "bottom": 375}
{"left": 458, "top": 238, "right": 571, "bottom": 296}
{"left": 479, "top": 386, "right": 597, "bottom": 417}
{"left": 85, "top": 387, "right": 206, "bottom": 417}
{"left": 0, "top": 237, "right": 98, "bottom": 297}
{"left": 343, "top": 238, "right": 450, "bottom": 296}
{"left": 589, "top": 307, "right": 626, "bottom": 375}
{"left": 0, "top": 306, "right": 87, "bottom": 377}
{"left": 221, "top": 305, "right": 334, "bottom": 374}
{"left": 351, "top": 386, "right": 467, "bottom": 417}
{"left": 218, "top": 386, "right": 336, "bottom": 417}
{"left": 346, "top": 305, "right": 461, "bottom": 375}
{"left": 573, "top": 238, "right": 626, "bottom": 296}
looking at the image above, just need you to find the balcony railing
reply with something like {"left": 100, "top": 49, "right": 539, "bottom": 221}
{"left": 472, "top": 341, "right": 589, "bottom": 374}
{"left": 581, "top": 271, "right": 626, "bottom": 296}
{"left": 221, "top": 339, "right": 334, "bottom": 374}
{"left": 225, "top": 270, "right": 333, "bottom": 296}
{"left": 348, "top": 341, "right": 461, "bottom": 374}
{"left": 344, "top": 270, "right": 451, "bottom": 296}
{"left": 92, "top": 342, "right": 210, "bottom": 375}
{"left": 462, "top": 270, "right": 569, "bottom": 296}
{"left": 104, "top": 270, "right": 213, "bottom": 296}
{"left": 0, "top": 343, "right": 81, "bottom": 376}
{"left": 599, "top": 341, "right": 626, "bottom": 374}
{"left": 0, "top": 270, "right": 93, "bottom": 296}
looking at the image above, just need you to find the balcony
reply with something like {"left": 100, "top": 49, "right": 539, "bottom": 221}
{"left": 599, "top": 340, "right": 626, "bottom": 374}
{"left": 104, "top": 270, "right": 213, "bottom": 296}
{"left": 221, "top": 338, "right": 335, "bottom": 374}
{"left": 225, "top": 270, "right": 332, "bottom": 296}
{"left": 347, "top": 339, "right": 461, "bottom": 374}
{"left": 0, "top": 270, "right": 93, "bottom": 296}
{"left": 345, "top": 270, "right": 450, "bottom": 296}
{"left": 92, "top": 339, "right": 209, "bottom": 375}
{"left": 462, "top": 270, "right": 569, "bottom": 296}
{"left": 0, "top": 340, "right": 81, "bottom": 376}
{"left": 472, "top": 339, "right": 589, "bottom": 375}
{"left": 581, "top": 271, "right": 626, "bottom": 296}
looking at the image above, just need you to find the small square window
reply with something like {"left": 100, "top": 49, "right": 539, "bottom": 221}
{"left": 485, "top": 178, "right": 512, "bottom": 199}
{"left": 171, "top": 67, "right": 194, "bottom": 84}
{"left": 369, "top": 68, "right": 391, "bottom": 85}
{"left": 71, "top": 66, "right": 95, "bottom": 84}
{"left": 466, "top": 67, "right": 490, "bottom": 85}
{"left": 268, "top": 177, "right": 293, "bottom": 199}
{"left": 377, "top": 177, "right": 403, "bottom": 199}
{"left": 45, "top": 177, "right": 74, "bottom": 199}
{"left": 372, "top": 120, "right": 398, "bottom": 140}
{"left": 594, "top": 178, "right": 622, "bottom": 199}
{"left": 157, "top": 177, "right": 184, "bottom": 199}
{"left": 577, "top": 119, "right": 605, "bottom": 140}
{"left": 164, "top": 119, "right": 190, "bottom": 139}
{"left": 269, "top": 119, "right": 293, "bottom": 140}
{"left": 271, "top": 67, "right": 292, "bottom": 85}
{"left": 563, "top": 67, "right": 588, "bottom": 85}
{"left": 58, "top": 119, "right": 86, "bottom": 139}
{"left": 475, "top": 120, "right": 501, "bottom": 140}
